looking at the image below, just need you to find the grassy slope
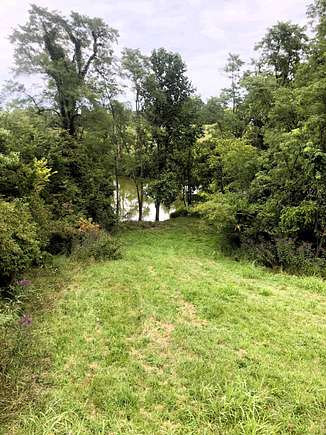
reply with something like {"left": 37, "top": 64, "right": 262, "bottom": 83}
{"left": 1, "top": 218, "right": 326, "bottom": 434}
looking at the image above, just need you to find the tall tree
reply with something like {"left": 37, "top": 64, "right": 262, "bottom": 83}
{"left": 10, "top": 4, "right": 118, "bottom": 136}
{"left": 91, "top": 74, "right": 128, "bottom": 220}
{"left": 255, "top": 21, "right": 308, "bottom": 85}
{"left": 241, "top": 73, "right": 277, "bottom": 148}
{"left": 223, "top": 53, "right": 244, "bottom": 112}
{"left": 308, "top": 0, "right": 326, "bottom": 38}
{"left": 121, "top": 48, "right": 151, "bottom": 221}
{"left": 143, "top": 48, "right": 194, "bottom": 220}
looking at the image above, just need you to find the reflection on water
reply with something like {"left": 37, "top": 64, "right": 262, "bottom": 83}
{"left": 116, "top": 177, "right": 175, "bottom": 222}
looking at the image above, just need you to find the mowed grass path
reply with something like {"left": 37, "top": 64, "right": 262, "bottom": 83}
{"left": 1, "top": 218, "right": 326, "bottom": 434}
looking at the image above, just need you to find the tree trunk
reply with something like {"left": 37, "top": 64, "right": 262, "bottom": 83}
{"left": 155, "top": 201, "right": 160, "bottom": 222}
{"left": 115, "top": 158, "right": 120, "bottom": 219}
{"left": 187, "top": 186, "right": 193, "bottom": 205}
{"left": 57, "top": 88, "right": 77, "bottom": 136}
{"left": 135, "top": 180, "right": 144, "bottom": 221}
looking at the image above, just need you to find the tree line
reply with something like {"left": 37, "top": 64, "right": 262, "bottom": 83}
{"left": 0, "top": 0, "right": 325, "bottom": 289}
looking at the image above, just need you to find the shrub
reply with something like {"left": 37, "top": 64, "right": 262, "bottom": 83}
{"left": 46, "top": 218, "right": 79, "bottom": 255}
{"left": 195, "top": 192, "right": 243, "bottom": 251}
{"left": 170, "top": 206, "right": 200, "bottom": 218}
{"left": 0, "top": 200, "right": 41, "bottom": 289}
{"left": 78, "top": 217, "right": 101, "bottom": 239}
{"left": 72, "top": 230, "right": 121, "bottom": 262}
{"left": 276, "top": 238, "right": 326, "bottom": 276}
{"left": 28, "top": 193, "right": 53, "bottom": 248}
{"left": 240, "top": 238, "right": 278, "bottom": 268}
{"left": 197, "top": 192, "right": 326, "bottom": 276}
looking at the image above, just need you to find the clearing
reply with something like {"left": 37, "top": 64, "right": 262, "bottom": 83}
{"left": 1, "top": 218, "right": 325, "bottom": 434}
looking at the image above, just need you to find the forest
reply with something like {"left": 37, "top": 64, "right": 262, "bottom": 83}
{"left": 0, "top": 1, "right": 325, "bottom": 433}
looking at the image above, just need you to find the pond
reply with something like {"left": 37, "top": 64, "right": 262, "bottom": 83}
{"left": 116, "top": 177, "right": 175, "bottom": 222}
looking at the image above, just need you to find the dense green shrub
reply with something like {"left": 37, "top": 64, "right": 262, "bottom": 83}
{"left": 46, "top": 222, "right": 78, "bottom": 255}
{"left": 72, "top": 231, "right": 121, "bottom": 262}
{"left": 0, "top": 200, "right": 41, "bottom": 288}
{"left": 45, "top": 216, "right": 122, "bottom": 261}
{"left": 275, "top": 238, "right": 325, "bottom": 276}
{"left": 170, "top": 206, "right": 200, "bottom": 218}
{"left": 45, "top": 214, "right": 97, "bottom": 255}
{"left": 197, "top": 192, "right": 326, "bottom": 276}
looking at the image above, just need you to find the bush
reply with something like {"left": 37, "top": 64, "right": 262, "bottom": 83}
{"left": 170, "top": 206, "right": 200, "bottom": 218}
{"left": 195, "top": 192, "right": 243, "bottom": 251}
{"left": 240, "top": 238, "right": 278, "bottom": 268}
{"left": 46, "top": 217, "right": 80, "bottom": 255}
{"left": 46, "top": 216, "right": 122, "bottom": 262}
{"left": 28, "top": 193, "right": 53, "bottom": 248}
{"left": 197, "top": 192, "right": 326, "bottom": 276}
{"left": 72, "top": 230, "right": 121, "bottom": 262}
{"left": 0, "top": 200, "right": 41, "bottom": 289}
{"left": 276, "top": 238, "right": 326, "bottom": 276}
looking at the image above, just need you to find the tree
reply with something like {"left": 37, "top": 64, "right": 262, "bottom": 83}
{"left": 308, "top": 0, "right": 326, "bottom": 39}
{"left": 255, "top": 21, "right": 308, "bottom": 85}
{"left": 10, "top": 4, "right": 118, "bottom": 135}
{"left": 172, "top": 97, "right": 203, "bottom": 206}
{"left": 143, "top": 48, "right": 194, "bottom": 220}
{"left": 222, "top": 53, "right": 244, "bottom": 112}
{"left": 121, "top": 48, "right": 151, "bottom": 221}
{"left": 198, "top": 6, "right": 326, "bottom": 274}
{"left": 198, "top": 97, "right": 225, "bottom": 128}
{"left": 194, "top": 126, "right": 258, "bottom": 194}
{"left": 241, "top": 73, "right": 277, "bottom": 148}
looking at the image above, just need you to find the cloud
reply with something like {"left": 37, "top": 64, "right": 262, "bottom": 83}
{"left": 0, "top": 0, "right": 309, "bottom": 100}
{"left": 195, "top": 0, "right": 309, "bottom": 95}
{"left": 199, "top": 0, "right": 308, "bottom": 44}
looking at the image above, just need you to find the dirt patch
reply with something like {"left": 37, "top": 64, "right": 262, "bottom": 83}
{"left": 143, "top": 317, "right": 175, "bottom": 351}
{"left": 128, "top": 318, "right": 175, "bottom": 373}
{"left": 178, "top": 299, "right": 208, "bottom": 327}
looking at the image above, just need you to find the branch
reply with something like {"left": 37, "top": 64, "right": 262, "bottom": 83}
{"left": 81, "top": 30, "right": 98, "bottom": 78}
{"left": 59, "top": 19, "right": 83, "bottom": 75}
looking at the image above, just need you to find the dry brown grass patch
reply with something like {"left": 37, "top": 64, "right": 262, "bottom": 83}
{"left": 143, "top": 317, "right": 175, "bottom": 350}
{"left": 178, "top": 299, "right": 208, "bottom": 327}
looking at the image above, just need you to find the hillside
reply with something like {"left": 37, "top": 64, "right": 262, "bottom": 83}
{"left": 1, "top": 218, "right": 325, "bottom": 434}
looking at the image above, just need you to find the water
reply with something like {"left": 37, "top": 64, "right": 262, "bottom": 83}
{"left": 116, "top": 177, "right": 174, "bottom": 222}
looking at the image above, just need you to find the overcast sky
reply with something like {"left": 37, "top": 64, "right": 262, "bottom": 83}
{"left": 0, "top": 0, "right": 309, "bottom": 100}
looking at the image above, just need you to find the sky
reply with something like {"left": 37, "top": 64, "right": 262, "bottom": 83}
{"left": 0, "top": 0, "right": 310, "bottom": 101}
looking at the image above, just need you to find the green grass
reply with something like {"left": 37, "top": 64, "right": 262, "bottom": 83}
{"left": 1, "top": 218, "right": 325, "bottom": 434}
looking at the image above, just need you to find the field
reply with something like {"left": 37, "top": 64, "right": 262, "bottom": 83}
{"left": 1, "top": 218, "right": 325, "bottom": 434}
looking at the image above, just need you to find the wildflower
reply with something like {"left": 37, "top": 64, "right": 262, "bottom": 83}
{"left": 19, "top": 314, "right": 32, "bottom": 326}
{"left": 17, "top": 279, "right": 32, "bottom": 287}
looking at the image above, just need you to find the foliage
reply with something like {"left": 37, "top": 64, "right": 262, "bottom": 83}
{"left": 10, "top": 4, "right": 119, "bottom": 135}
{"left": 146, "top": 172, "right": 180, "bottom": 208}
{"left": 0, "top": 200, "right": 41, "bottom": 288}
{"left": 121, "top": 48, "right": 151, "bottom": 221}
{"left": 0, "top": 0, "right": 325, "bottom": 283}
{"left": 255, "top": 21, "right": 308, "bottom": 84}
{"left": 72, "top": 222, "right": 121, "bottom": 261}
{"left": 169, "top": 206, "right": 200, "bottom": 218}
{"left": 222, "top": 53, "right": 244, "bottom": 112}
{"left": 196, "top": 2, "right": 326, "bottom": 275}
{"left": 46, "top": 216, "right": 80, "bottom": 255}
{"left": 143, "top": 48, "right": 197, "bottom": 219}
{"left": 194, "top": 127, "right": 259, "bottom": 193}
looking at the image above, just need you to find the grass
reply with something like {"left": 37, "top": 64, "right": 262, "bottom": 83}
{"left": 0, "top": 218, "right": 325, "bottom": 434}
